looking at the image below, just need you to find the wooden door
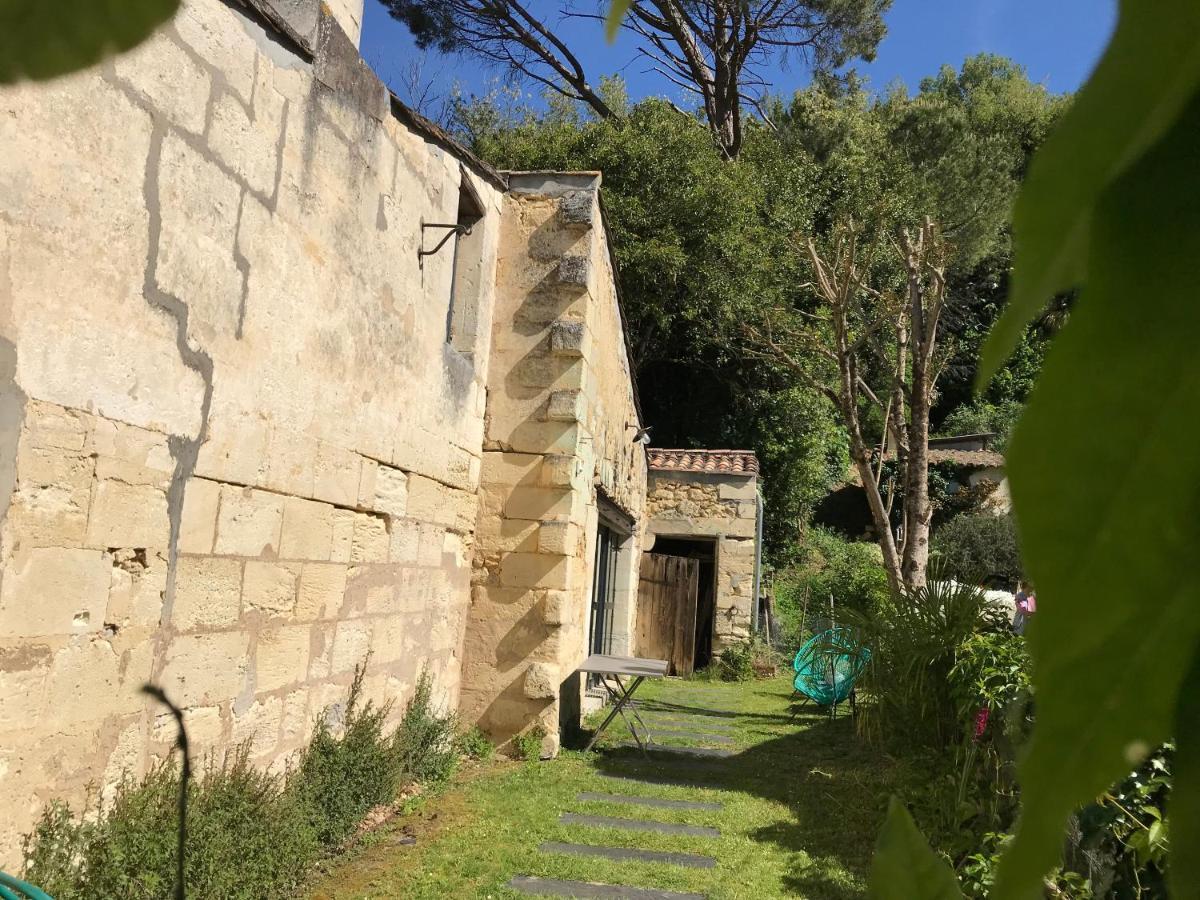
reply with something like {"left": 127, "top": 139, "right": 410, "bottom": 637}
{"left": 636, "top": 553, "right": 700, "bottom": 675}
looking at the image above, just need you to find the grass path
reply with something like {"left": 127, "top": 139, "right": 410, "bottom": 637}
{"left": 305, "top": 674, "right": 899, "bottom": 899}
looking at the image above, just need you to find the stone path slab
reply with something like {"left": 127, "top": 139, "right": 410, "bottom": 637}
{"left": 539, "top": 841, "right": 717, "bottom": 869}
{"left": 560, "top": 813, "right": 719, "bottom": 838}
{"left": 510, "top": 875, "right": 706, "bottom": 899}
{"left": 618, "top": 742, "right": 734, "bottom": 759}
{"left": 577, "top": 792, "right": 723, "bottom": 811}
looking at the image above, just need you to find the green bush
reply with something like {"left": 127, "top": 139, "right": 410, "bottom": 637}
{"left": 512, "top": 725, "right": 546, "bottom": 761}
{"left": 23, "top": 750, "right": 317, "bottom": 900}
{"left": 391, "top": 670, "right": 459, "bottom": 785}
{"left": 774, "top": 527, "right": 890, "bottom": 646}
{"left": 931, "top": 513, "right": 1024, "bottom": 590}
{"left": 456, "top": 725, "right": 494, "bottom": 762}
{"left": 23, "top": 663, "right": 462, "bottom": 898}
{"left": 711, "top": 638, "right": 778, "bottom": 682}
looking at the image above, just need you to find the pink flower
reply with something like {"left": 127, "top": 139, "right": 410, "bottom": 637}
{"left": 973, "top": 706, "right": 990, "bottom": 742}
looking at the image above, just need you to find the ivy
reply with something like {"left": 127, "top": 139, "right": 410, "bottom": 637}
{"left": 0, "top": 0, "right": 179, "bottom": 84}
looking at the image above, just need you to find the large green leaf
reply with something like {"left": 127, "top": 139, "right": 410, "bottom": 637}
{"left": 0, "top": 0, "right": 179, "bottom": 83}
{"left": 991, "top": 88, "right": 1200, "bottom": 897}
{"left": 869, "top": 797, "right": 963, "bottom": 900}
{"left": 605, "top": 0, "right": 632, "bottom": 42}
{"left": 1172, "top": 648, "right": 1200, "bottom": 898}
{"left": 977, "top": 0, "right": 1200, "bottom": 383}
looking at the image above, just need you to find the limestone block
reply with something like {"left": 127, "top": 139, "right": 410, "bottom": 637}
{"left": 161, "top": 632, "right": 250, "bottom": 707}
{"left": 178, "top": 477, "right": 221, "bottom": 554}
{"left": 154, "top": 704, "right": 224, "bottom": 748}
{"left": 23, "top": 401, "right": 89, "bottom": 452}
{"left": 541, "top": 454, "right": 576, "bottom": 488}
{"left": 482, "top": 452, "right": 541, "bottom": 486}
{"left": 0, "top": 647, "right": 51, "bottom": 730}
{"left": 524, "top": 662, "right": 558, "bottom": 699}
{"left": 406, "top": 475, "right": 477, "bottom": 533}
{"left": 542, "top": 590, "right": 570, "bottom": 626}
{"left": 215, "top": 486, "right": 283, "bottom": 557}
{"left": 101, "top": 721, "right": 146, "bottom": 802}
{"left": 388, "top": 518, "right": 421, "bottom": 564}
{"left": 45, "top": 636, "right": 150, "bottom": 723}
{"left": 242, "top": 561, "right": 300, "bottom": 614}
{"left": 256, "top": 624, "right": 312, "bottom": 692}
{"left": 350, "top": 513, "right": 389, "bottom": 563}
{"left": 194, "top": 412, "right": 269, "bottom": 486}
{"left": 418, "top": 523, "right": 446, "bottom": 567}
{"left": 373, "top": 464, "right": 408, "bottom": 517}
{"left": 296, "top": 563, "right": 347, "bottom": 621}
{"left": 504, "top": 486, "right": 573, "bottom": 522}
{"left": 357, "top": 457, "right": 378, "bottom": 509}
{"left": 85, "top": 479, "right": 170, "bottom": 550}
{"left": 91, "top": 419, "right": 174, "bottom": 488}
{"left": 549, "top": 320, "right": 585, "bottom": 357}
{"left": 314, "top": 442, "right": 361, "bottom": 507}
{"left": 263, "top": 427, "right": 317, "bottom": 497}
{"left": 107, "top": 549, "right": 167, "bottom": 628}
{"left": 545, "top": 390, "right": 583, "bottom": 423}
{"left": 537, "top": 521, "right": 576, "bottom": 555}
{"left": 172, "top": 556, "right": 242, "bottom": 630}
{"left": 556, "top": 256, "right": 590, "bottom": 286}
{"left": 737, "top": 500, "right": 758, "bottom": 520}
{"left": 330, "top": 619, "right": 371, "bottom": 673}
{"left": 329, "top": 508, "right": 356, "bottom": 562}
{"left": 8, "top": 449, "right": 93, "bottom": 546}
{"left": 368, "top": 615, "right": 407, "bottom": 665}
{"left": 717, "top": 479, "right": 757, "bottom": 501}
{"left": 175, "top": 0, "right": 260, "bottom": 103}
{"left": 280, "top": 688, "right": 311, "bottom": 745}
{"left": 156, "top": 132, "right": 244, "bottom": 343}
{"left": 113, "top": 30, "right": 209, "bottom": 136}
{"left": 279, "top": 497, "right": 335, "bottom": 560}
{"left": 0, "top": 547, "right": 111, "bottom": 637}
{"left": 231, "top": 695, "right": 283, "bottom": 759}
{"left": 500, "top": 552, "right": 570, "bottom": 590}
{"left": 558, "top": 191, "right": 595, "bottom": 228}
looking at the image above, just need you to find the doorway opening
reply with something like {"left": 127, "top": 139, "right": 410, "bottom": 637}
{"left": 648, "top": 536, "right": 717, "bottom": 671}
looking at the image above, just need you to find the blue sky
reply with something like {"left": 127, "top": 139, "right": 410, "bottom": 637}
{"left": 360, "top": 0, "right": 1117, "bottom": 116}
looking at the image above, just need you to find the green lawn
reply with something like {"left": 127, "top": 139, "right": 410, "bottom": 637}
{"left": 305, "top": 674, "right": 900, "bottom": 899}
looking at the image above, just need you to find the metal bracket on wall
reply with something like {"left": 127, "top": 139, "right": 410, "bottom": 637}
{"left": 418, "top": 222, "right": 470, "bottom": 268}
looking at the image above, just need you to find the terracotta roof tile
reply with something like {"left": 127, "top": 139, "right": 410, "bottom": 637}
{"left": 647, "top": 449, "right": 759, "bottom": 475}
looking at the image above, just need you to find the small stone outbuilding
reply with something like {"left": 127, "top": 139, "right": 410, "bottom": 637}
{"left": 645, "top": 450, "right": 761, "bottom": 667}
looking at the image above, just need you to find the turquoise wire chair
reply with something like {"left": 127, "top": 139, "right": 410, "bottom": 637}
{"left": 0, "top": 873, "right": 53, "bottom": 900}
{"left": 791, "top": 626, "right": 870, "bottom": 719}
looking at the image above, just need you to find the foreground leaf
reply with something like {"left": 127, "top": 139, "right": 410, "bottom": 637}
{"left": 992, "top": 89, "right": 1200, "bottom": 897}
{"left": 977, "top": 0, "right": 1200, "bottom": 382}
{"left": 0, "top": 0, "right": 179, "bottom": 83}
{"left": 1172, "top": 648, "right": 1200, "bottom": 898}
{"left": 605, "top": 0, "right": 632, "bottom": 42}
{"left": 869, "top": 797, "right": 962, "bottom": 900}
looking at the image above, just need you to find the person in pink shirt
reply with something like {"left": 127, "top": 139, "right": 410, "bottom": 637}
{"left": 1013, "top": 581, "right": 1037, "bottom": 634}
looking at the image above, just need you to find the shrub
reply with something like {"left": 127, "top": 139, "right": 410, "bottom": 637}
{"left": 774, "top": 527, "right": 890, "bottom": 647}
{"left": 931, "top": 513, "right": 1024, "bottom": 590}
{"left": 23, "top": 663, "right": 462, "bottom": 898}
{"left": 293, "top": 667, "right": 403, "bottom": 848}
{"left": 457, "top": 725, "right": 494, "bottom": 762}
{"left": 712, "top": 638, "right": 778, "bottom": 682}
{"left": 391, "top": 670, "right": 459, "bottom": 785}
{"left": 513, "top": 725, "right": 546, "bottom": 761}
{"left": 23, "top": 750, "right": 317, "bottom": 900}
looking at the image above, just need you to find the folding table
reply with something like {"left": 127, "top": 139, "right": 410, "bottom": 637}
{"left": 578, "top": 653, "right": 669, "bottom": 753}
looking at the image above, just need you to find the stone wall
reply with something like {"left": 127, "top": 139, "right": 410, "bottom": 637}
{"left": 0, "top": 0, "right": 502, "bottom": 862}
{"left": 460, "top": 175, "right": 647, "bottom": 754}
{"left": 647, "top": 470, "right": 757, "bottom": 648}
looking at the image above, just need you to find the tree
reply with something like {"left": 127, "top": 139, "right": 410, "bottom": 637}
{"left": 743, "top": 216, "right": 951, "bottom": 592}
{"left": 384, "top": 0, "right": 889, "bottom": 158}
